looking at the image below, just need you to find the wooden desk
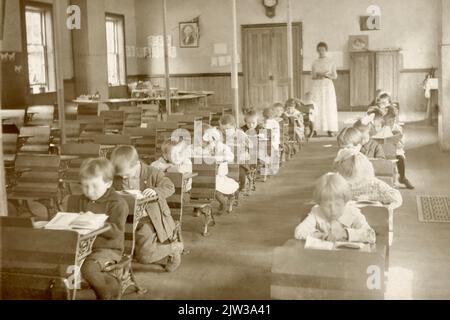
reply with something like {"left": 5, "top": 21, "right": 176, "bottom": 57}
{"left": 1, "top": 222, "right": 111, "bottom": 300}
{"left": 271, "top": 239, "right": 387, "bottom": 300}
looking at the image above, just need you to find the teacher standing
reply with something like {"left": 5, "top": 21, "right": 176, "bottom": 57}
{"left": 311, "top": 42, "right": 339, "bottom": 137}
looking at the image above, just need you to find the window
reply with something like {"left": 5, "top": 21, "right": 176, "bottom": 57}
{"left": 106, "top": 14, "right": 126, "bottom": 87}
{"left": 25, "top": 3, "right": 56, "bottom": 94}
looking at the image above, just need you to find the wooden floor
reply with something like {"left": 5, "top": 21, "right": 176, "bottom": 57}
{"left": 125, "top": 117, "right": 450, "bottom": 300}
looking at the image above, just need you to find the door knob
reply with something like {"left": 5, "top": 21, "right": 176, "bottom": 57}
{"left": 269, "top": 75, "right": 274, "bottom": 81}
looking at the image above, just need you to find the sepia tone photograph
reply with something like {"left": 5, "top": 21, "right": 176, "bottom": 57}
{"left": 0, "top": 0, "right": 450, "bottom": 305}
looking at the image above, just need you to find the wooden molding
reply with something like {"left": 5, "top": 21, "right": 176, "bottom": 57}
{"left": 128, "top": 73, "right": 244, "bottom": 79}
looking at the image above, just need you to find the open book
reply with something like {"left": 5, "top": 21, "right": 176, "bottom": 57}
{"left": 304, "top": 236, "right": 369, "bottom": 251}
{"left": 45, "top": 212, "right": 109, "bottom": 235}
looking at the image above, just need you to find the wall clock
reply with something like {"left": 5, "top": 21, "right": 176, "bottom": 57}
{"left": 262, "top": 0, "right": 278, "bottom": 18}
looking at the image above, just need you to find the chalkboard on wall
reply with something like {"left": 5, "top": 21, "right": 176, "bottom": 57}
{"left": 0, "top": 0, "right": 5, "bottom": 41}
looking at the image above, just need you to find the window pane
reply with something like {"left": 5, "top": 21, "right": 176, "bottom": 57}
{"left": 27, "top": 45, "right": 46, "bottom": 86}
{"left": 107, "top": 53, "right": 119, "bottom": 85}
{"left": 26, "top": 10, "right": 43, "bottom": 45}
{"left": 106, "top": 20, "right": 116, "bottom": 54}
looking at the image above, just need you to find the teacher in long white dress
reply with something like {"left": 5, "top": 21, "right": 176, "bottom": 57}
{"left": 311, "top": 42, "right": 339, "bottom": 137}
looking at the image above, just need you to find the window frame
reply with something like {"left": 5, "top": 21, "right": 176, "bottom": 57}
{"left": 23, "top": 1, "right": 56, "bottom": 95}
{"left": 105, "top": 13, "right": 127, "bottom": 87}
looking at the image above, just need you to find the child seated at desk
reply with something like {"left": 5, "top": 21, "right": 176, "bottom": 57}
{"left": 202, "top": 126, "right": 240, "bottom": 214}
{"left": 297, "top": 92, "right": 315, "bottom": 138}
{"left": 353, "top": 115, "right": 386, "bottom": 160}
{"left": 262, "top": 107, "right": 281, "bottom": 176}
{"left": 368, "top": 92, "right": 399, "bottom": 117}
{"left": 333, "top": 148, "right": 403, "bottom": 210}
{"left": 283, "top": 98, "right": 305, "bottom": 142}
{"left": 67, "top": 158, "right": 129, "bottom": 300}
{"left": 295, "top": 173, "right": 376, "bottom": 244}
{"left": 273, "top": 103, "right": 285, "bottom": 122}
{"left": 110, "top": 146, "right": 184, "bottom": 273}
{"left": 219, "top": 114, "right": 253, "bottom": 196}
{"left": 151, "top": 139, "right": 193, "bottom": 193}
{"left": 336, "top": 127, "right": 363, "bottom": 150}
{"left": 384, "top": 106, "right": 414, "bottom": 190}
{"left": 241, "top": 110, "right": 264, "bottom": 193}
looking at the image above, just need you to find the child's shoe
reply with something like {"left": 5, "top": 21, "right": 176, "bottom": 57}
{"left": 399, "top": 178, "right": 415, "bottom": 190}
{"left": 165, "top": 242, "right": 184, "bottom": 272}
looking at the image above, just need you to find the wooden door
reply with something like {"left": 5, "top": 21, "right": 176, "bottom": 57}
{"left": 243, "top": 27, "right": 273, "bottom": 109}
{"left": 350, "top": 51, "right": 375, "bottom": 108}
{"left": 375, "top": 50, "right": 400, "bottom": 102}
{"left": 243, "top": 23, "right": 302, "bottom": 109}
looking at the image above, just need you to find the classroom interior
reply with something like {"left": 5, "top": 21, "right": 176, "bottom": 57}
{"left": 1, "top": 0, "right": 450, "bottom": 300}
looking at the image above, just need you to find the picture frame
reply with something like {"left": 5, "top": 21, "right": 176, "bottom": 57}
{"left": 348, "top": 35, "right": 369, "bottom": 52}
{"left": 0, "top": 0, "right": 6, "bottom": 41}
{"left": 179, "top": 22, "right": 199, "bottom": 48}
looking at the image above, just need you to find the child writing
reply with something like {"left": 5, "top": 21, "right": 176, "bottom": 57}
{"left": 294, "top": 172, "right": 376, "bottom": 244}
{"left": 336, "top": 126, "right": 363, "bottom": 150}
{"left": 151, "top": 139, "right": 193, "bottom": 192}
{"left": 110, "top": 146, "right": 184, "bottom": 273}
{"left": 384, "top": 106, "right": 414, "bottom": 190}
{"left": 333, "top": 148, "right": 403, "bottom": 210}
{"left": 202, "top": 126, "right": 240, "bottom": 214}
{"left": 353, "top": 115, "right": 386, "bottom": 160}
{"left": 67, "top": 158, "right": 129, "bottom": 300}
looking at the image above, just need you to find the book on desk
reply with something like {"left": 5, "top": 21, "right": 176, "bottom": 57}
{"left": 43, "top": 212, "right": 109, "bottom": 235}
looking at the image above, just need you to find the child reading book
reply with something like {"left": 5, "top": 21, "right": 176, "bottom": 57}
{"left": 294, "top": 173, "right": 376, "bottom": 244}
{"left": 66, "top": 158, "right": 129, "bottom": 300}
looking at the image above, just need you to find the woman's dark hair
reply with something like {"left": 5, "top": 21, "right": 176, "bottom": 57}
{"left": 317, "top": 42, "right": 328, "bottom": 51}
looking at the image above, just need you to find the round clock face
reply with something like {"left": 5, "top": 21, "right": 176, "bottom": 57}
{"left": 264, "top": 0, "right": 277, "bottom": 8}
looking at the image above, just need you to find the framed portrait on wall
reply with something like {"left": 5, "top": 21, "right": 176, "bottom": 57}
{"left": 349, "top": 35, "right": 369, "bottom": 52}
{"left": 179, "top": 22, "right": 199, "bottom": 48}
{"left": 0, "top": 0, "right": 6, "bottom": 40}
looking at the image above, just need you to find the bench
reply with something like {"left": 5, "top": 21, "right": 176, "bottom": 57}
{"left": 7, "top": 154, "right": 61, "bottom": 219}
{"left": 188, "top": 159, "right": 217, "bottom": 236}
{"left": 19, "top": 126, "right": 52, "bottom": 154}
{"left": 119, "top": 106, "right": 143, "bottom": 129}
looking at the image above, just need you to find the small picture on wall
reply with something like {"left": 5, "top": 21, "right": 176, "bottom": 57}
{"left": 349, "top": 35, "right": 369, "bottom": 52}
{"left": 179, "top": 22, "right": 199, "bottom": 48}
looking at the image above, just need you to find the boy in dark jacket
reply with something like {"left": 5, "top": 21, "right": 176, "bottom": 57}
{"left": 67, "top": 158, "right": 129, "bottom": 300}
{"left": 110, "top": 146, "right": 183, "bottom": 272}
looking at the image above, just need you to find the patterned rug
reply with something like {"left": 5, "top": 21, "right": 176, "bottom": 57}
{"left": 417, "top": 195, "right": 450, "bottom": 223}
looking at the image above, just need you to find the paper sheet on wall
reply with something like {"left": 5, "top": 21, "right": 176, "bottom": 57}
{"left": 218, "top": 56, "right": 227, "bottom": 66}
{"left": 211, "top": 57, "right": 219, "bottom": 67}
{"left": 169, "top": 46, "right": 177, "bottom": 58}
{"left": 214, "top": 43, "right": 228, "bottom": 55}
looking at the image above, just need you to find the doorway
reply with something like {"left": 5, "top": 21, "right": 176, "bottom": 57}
{"left": 242, "top": 23, "right": 303, "bottom": 109}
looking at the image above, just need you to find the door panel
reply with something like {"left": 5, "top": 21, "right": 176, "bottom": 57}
{"left": 243, "top": 24, "right": 302, "bottom": 110}
{"left": 350, "top": 51, "right": 375, "bottom": 107}
{"left": 245, "top": 28, "right": 273, "bottom": 109}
